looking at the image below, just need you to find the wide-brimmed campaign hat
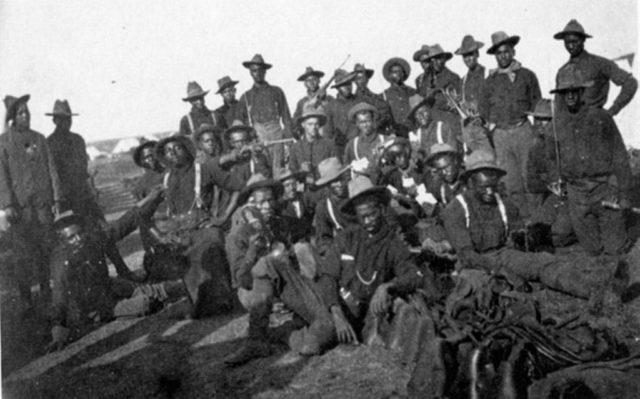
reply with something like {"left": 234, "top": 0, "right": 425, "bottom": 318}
{"left": 554, "top": 19, "right": 592, "bottom": 40}
{"left": 381, "top": 136, "right": 411, "bottom": 157}
{"left": 455, "top": 35, "right": 484, "bottom": 55}
{"left": 525, "top": 99, "right": 553, "bottom": 118}
{"left": 353, "top": 63, "right": 374, "bottom": 79}
{"left": 155, "top": 134, "right": 197, "bottom": 165}
{"left": 425, "top": 143, "right": 460, "bottom": 166}
{"left": 331, "top": 69, "right": 356, "bottom": 88}
{"left": 45, "top": 99, "right": 78, "bottom": 116}
{"left": 242, "top": 54, "right": 273, "bottom": 70}
{"left": 275, "top": 167, "right": 307, "bottom": 183}
{"left": 216, "top": 76, "right": 239, "bottom": 94}
{"left": 133, "top": 140, "right": 158, "bottom": 167}
{"left": 297, "top": 105, "right": 327, "bottom": 126}
{"left": 383, "top": 57, "right": 411, "bottom": 83}
{"left": 407, "top": 94, "right": 435, "bottom": 121}
{"left": 341, "top": 175, "right": 391, "bottom": 215}
{"left": 460, "top": 149, "right": 505, "bottom": 180}
{"left": 53, "top": 210, "right": 84, "bottom": 231}
{"left": 224, "top": 120, "right": 254, "bottom": 139}
{"left": 487, "top": 31, "right": 521, "bottom": 54}
{"left": 413, "top": 44, "right": 431, "bottom": 62}
{"left": 3, "top": 94, "right": 30, "bottom": 121}
{"left": 424, "top": 44, "right": 453, "bottom": 61}
{"left": 347, "top": 102, "right": 378, "bottom": 122}
{"left": 314, "top": 157, "right": 350, "bottom": 186}
{"left": 238, "top": 173, "right": 283, "bottom": 205}
{"left": 550, "top": 64, "right": 594, "bottom": 94}
{"left": 182, "top": 81, "right": 209, "bottom": 102}
{"left": 194, "top": 123, "right": 223, "bottom": 143}
{"left": 298, "top": 66, "right": 325, "bottom": 82}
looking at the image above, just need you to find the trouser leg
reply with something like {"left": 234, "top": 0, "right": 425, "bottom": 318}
{"left": 598, "top": 203, "right": 629, "bottom": 256}
{"left": 567, "top": 184, "right": 605, "bottom": 255}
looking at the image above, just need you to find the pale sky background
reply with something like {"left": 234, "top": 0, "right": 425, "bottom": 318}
{"left": 0, "top": 0, "right": 638, "bottom": 145}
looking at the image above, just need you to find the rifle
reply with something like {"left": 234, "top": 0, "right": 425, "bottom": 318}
{"left": 549, "top": 98, "right": 566, "bottom": 199}
{"left": 601, "top": 201, "right": 640, "bottom": 214}
{"left": 308, "top": 54, "right": 351, "bottom": 108}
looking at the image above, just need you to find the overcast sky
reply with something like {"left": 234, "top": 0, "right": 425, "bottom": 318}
{"left": 0, "top": 0, "right": 637, "bottom": 145}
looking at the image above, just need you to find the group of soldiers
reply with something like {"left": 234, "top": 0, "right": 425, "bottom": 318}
{"left": 1, "top": 19, "right": 638, "bottom": 376}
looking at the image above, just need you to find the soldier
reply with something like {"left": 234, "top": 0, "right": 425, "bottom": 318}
{"left": 326, "top": 69, "right": 359, "bottom": 156}
{"left": 352, "top": 63, "right": 395, "bottom": 134}
{"left": 554, "top": 19, "right": 637, "bottom": 116}
{"left": 236, "top": 54, "right": 293, "bottom": 174}
{"left": 343, "top": 103, "right": 386, "bottom": 172}
{"left": 194, "top": 124, "right": 224, "bottom": 162}
{"left": 479, "top": 31, "right": 541, "bottom": 218}
{"left": 293, "top": 67, "right": 334, "bottom": 140}
{"left": 179, "top": 81, "right": 224, "bottom": 137}
{"left": 276, "top": 168, "right": 314, "bottom": 244}
{"left": 424, "top": 143, "right": 465, "bottom": 209}
{"left": 0, "top": 94, "right": 62, "bottom": 307}
{"left": 46, "top": 100, "right": 103, "bottom": 223}
{"left": 382, "top": 57, "right": 417, "bottom": 137}
{"left": 416, "top": 44, "right": 461, "bottom": 113}
{"left": 213, "top": 76, "right": 241, "bottom": 129}
{"left": 412, "top": 44, "right": 432, "bottom": 96}
{"left": 455, "top": 35, "right": 486, "bottom": 112}
{"left": 288, "top": 106, "right": 337, "bottom": 180}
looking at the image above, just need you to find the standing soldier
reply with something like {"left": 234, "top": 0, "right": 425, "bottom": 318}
{"left": 479, "top": 31, "right": 541, "bottom": 217}
{"left": 382, "top": 57, "right": 417, "bottom": 138}
{"left": 343, "top": 103, "right": 386, "bottom": 173}
{"left": 288, "top": 106, "right": 337, "bottom": 180}
{"left": 293, "top": 67, "right": 335, "bottom": 140}
{"left": 213, "top": 76, "right": 241, "bottom": 130}
{"left": 352, "top": 63, "right": 395, "bottom": 134}
{"left": 554, "top": 19, "right": 637, "bottom": 116}
{"left": 237, "top": 54, "right": 293, "bottom": 175}
{"left": 326, "top": 69, "right": 359, "bottom": 156}
{"left": 416, "top": 44, "right": 461, "bottom": 113}
{"left": 179, "top": 81, "right": 225, "bottom": 138}
{"left": 0, "top": 94, "right": 62, "bottom": 308}
{"left": 455, "top": 35, "right": 486, "bottom": 113}
{"left": 46, "top": 100, "right": 103, "bottom": 222}
{"left": 413, "top": 44, "right": 432, "bottom": 96}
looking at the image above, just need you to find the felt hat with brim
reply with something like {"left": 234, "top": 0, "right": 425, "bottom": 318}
{"left": 347, "top": 102, "right": 378, "bottom": 122}
{"left": 525, "top": 99, "right": 553, "bottom": 118}
{"left": 460, "top": 149, "right": 505, "bottom": 180}
{"left": 155, "top": 135, "right": 197, "bottom": 165}
{"left": 353, "top": 63, "right": 374, "bottom": 79}
{"left": 216, "top": 76, "right": 239, "bottom": 94}
{"left": 413, "top": 44, "right": 431, "bottom": 62}
{"left": 455, "top": 35, "right": 484, "bottom": 55}
{"left": 314, "top": 157, "right": 350, "bottom": 186}
{"left": 242, "top": 54, "right": 273, "bottom": 70}
{"left": 381, "top": 136, "right": 411, "bottom": 157}
{"left": 341, "top": 175, "right": 391, "bottom": 215}
{"left": 426, "top": 143, "right": 460, "bottom": 166}
{"left": 238, "top": 173, "right": 283, "bottom": 205}
{"left": 550, "top": 64, "right": 594, "bottom": 94}
{"left": 275, "top": 167, "right": 307, "bottom": 182}
{"left": 383, "top": 57, "right": 411, "bottom": 83}
{"left": 194, "top": 123, "right": 223, "bottom": 142}
{"left": 45, "top": 99, "right": 78, "bottom": 116}
{"left": 407, "top": 94, "right": 435, "bottom": 121}
{"left": 3, "top": 94, "right": 30, "bottom": 120}
{"left": 424, "top": 44, "right": 453, "bottom": 61}
{"left": 298, "top": 66, "right": 325, "bottom": 82}
{"left": 487, "top": 31, "right": 520, "bottom": 55}
{"left": 53, "top": 210, "right": 84, "bottom": 231}
{"left": 331, "top": 69, "right": 356, "bottom": 88}
{"left": 133, "top": 140, "right": 158, "bottom": 167}
{"left": 182, "top": 81, "right": 209, "bottom": 101}
{"left": 554, "top": 19, "right": 592, "bottom": 40}
{"left": 297, "top": 106, "right": 327, "bottom": 126}
{"left": 224, "top": 120, "right": 254, "bottom": 139}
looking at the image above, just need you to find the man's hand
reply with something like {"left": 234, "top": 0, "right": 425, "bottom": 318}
{"left": 331, "top": 306, "right": 358, "bottom": 344}
{"left": 370, "top": 283, "right": 392, "bottom": 316}
{"left": 47, "top": 325, "right": 70, "bottom": 353}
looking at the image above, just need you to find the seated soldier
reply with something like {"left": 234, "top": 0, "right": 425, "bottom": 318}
{"left": 194, "top": 124, "right": 224, "bottom": 163}
{"left": 276, "top": 168, "right": 314, "bottom": 244}
{"left": 313, "top": 158, "right": 357, "bottom": 256}
{"left": 288, "top": 106, "right": 337, "bottom": 183}
{"left": 424, "top": 143, "right": 465, "bottom": 211}
{"left": 442, "top": 150, "right": 622, "bottom": 299}
{"left": 343, "top": 103, "right": 386, "bottom": 176}
{"left": 375, "top": 137, "right": 422, "bottom": 198}
{"left": 224, "top": 174, "right": 334, "bottom": 365}
{"left": 47, "top": 191, "right": 185, "bottom": 351}
{"left": 154, "top": 135, "right": 245, "bottom": 318}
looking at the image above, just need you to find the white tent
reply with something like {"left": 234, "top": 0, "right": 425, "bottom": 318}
{"left": 111, "top": 137, "right": 140, "bottom": 154}
{"left": 86, "top": 146, "right": 106, "bottom": 160}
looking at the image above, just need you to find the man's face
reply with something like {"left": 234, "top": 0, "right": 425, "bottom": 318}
{"left": 495, "top": 45, "right": 515, "bottom": 69}
{"left": 249, "top": 65, "right": 267, "bottom": 84}
{"left": 329, "top": 175, "right": 348, "bottom": 198}
{"left": 163, "top": 141, "right": 189, "bottom": 167}
{"left": 302, "top": 117, "right": 321, "bottom": 140}
{"left": 59, "top": 224, "right": 85, "bottom": 253}
{"left": 15, "top": 103, "right": 30, "bottom": 129}
{"left": 431, "top": 56, "right": 446, "bottom": 73}
{"left": 355, "top": 111, "right": 375, "bottom": 136}
{"left": 355, "top": 199, "right": 383, "bottom": 234}
{"left": 563, "top": 34, "right": 585, "bottom": 57}
{"left": 388, "top": 65, "right": 405, "bottom": 85}
{"left": 189, "top": 96, "right": 205, "bottom": 110}
{"left": 140, "top": 147, "right": 159, "bottom": 170}
{"left": 199, "top": 132, "right": 218, "bottom": 156}
{"left": 463, "top": 51, "right": 479, "bottom": 70}
{"left": 229, "top": 131, "right": 250, "bottom": 152}
{"left": 53, "top": 115, "right": 72, "bottom": 131}
{"left": 562, "top": 88, "right": 583, "bottom": 113}
{"left": 221, "top": 86, "right": 237, "bottom": 103}
{"left": 431, "top": 154, "right": 460, "bottom": 184}
{"left": 470, "top": 171, "right": 500, "bottom": 204}
{"left": 533, "top": 117, "right": 552, "bottom": 128}
{"left": 388, "top": 145, "right": 410, "bottom": 170}
{"left": 281, "top": 178, "right": 297, "bottom": 200}
{"left": 419, "top": 58, "right": 431, "bottom": 73}
{"left": 304, "top": 75, "right": 320, "bottom": 93}
{"left": 354, "top": 71, "right": 369, "bottom": 89}
{"left": 252, "top": 188, "right": 276, "bottom": 221}
{"left": 414, "top": 105, "right": 431, "bottom": 127}
{"left": 337, "top": 84, "right": 353, "bottom": 97}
